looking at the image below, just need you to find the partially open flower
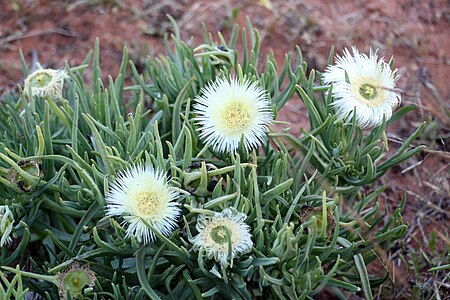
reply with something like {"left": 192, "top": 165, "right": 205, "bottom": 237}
{"left": 55, "top": 262, "right": 96, "bottom": 299}
{"left": 194, "top": 77, "right": 273, "bottom": 153}
{"left": 322, "top": 47, "right": 401, "bottom": 128}
{"left": 192, "top": 208, "right": 253, "bottom": 268}
{"left": 24, "top": 68, "right": 66, "bottom": 99}
{"left": 0, "top": 205, "right": 14, "bottom": 247}
{"left": 106, "top": 165, "right": 180, "bottom": 244}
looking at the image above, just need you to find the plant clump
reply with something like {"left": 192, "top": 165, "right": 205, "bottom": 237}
{"left": 0, "top": 19, "right": 426, "bottom": 299}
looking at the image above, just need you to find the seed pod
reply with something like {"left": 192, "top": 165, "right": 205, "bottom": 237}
{"left": 300, "top": 205, "right": 336, "bottom": 238}
{"left": 183, "top": 161, "right": 221, "bottom": 196}
{"left": 8, "top": 160, "right": 43, "bottom": 192}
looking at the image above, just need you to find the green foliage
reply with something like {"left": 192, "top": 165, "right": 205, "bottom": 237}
{"left": 0, "top": 266, "right": 28, "bottom": 299}
{"left": 0, "top": 19, "right": 424, "bottom": 299}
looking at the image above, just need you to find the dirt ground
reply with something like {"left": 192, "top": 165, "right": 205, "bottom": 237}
{"left": 0, "top": 0, "right": 449, "bottom": 298}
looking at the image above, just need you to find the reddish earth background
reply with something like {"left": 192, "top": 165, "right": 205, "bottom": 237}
{"left": 0, "top": 0, "right": 449, "bottom": 299}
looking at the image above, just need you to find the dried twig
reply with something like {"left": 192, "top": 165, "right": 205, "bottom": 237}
{"left": 0, "top": 28, "right": 77, "bottom": 47}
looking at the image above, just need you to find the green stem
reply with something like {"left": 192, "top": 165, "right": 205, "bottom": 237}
{"left": 1, "top": 266, "right": 56, "bottom": 284}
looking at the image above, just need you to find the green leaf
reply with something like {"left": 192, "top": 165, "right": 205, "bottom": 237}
{"left": 82, "top": 113, "right": 116, "bottom": 176}
{"left": 93, "top": 37, "right": 102, "bottom": 96}
{"left": 261, "top": 178, "right": 293, "bottom": 204}
{"left": 327, "top": 278, "right": 361, "bottom": 292}
{"left": 68, "top": 202, "right": 101, "bottom": 252}
{"left": 172, "top": 77, "right": 194, "bottom": 145}
{"left": 135, "top": 248, "right": 161, "bottom": 300}
{"left": 386, "top": 105, "right": 416, "bottom": 126}
{"left": 354, "top": 254, "right": 373, "bottom": 300}
{"left": 428, "top": 264, "right": 450, "bottom": 272}
{"left": 1, "top": 223, "right": 30, "bottom": 265}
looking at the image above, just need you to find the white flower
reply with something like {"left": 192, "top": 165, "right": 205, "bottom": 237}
{"left": 193, "top": 77, "right": 273, "bottom": 153}
{"left": 106, "top": 165, "right": 180, "bottom": 244}
{"left": 192, "top": 208, "right": 253, "bottom": 268}
{"left": 322, "top": 47, "right": 401, "bottom": 128}
{"left": 0, "top": 205, "right": 14, "bottom": 247}
{"left": 24, "top": 68, "right": 66, "bottom": 98}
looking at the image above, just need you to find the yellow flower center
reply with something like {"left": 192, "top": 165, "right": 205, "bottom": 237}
{"left": 63, "top": 268, "right": 91, "bottom": 295}
{"left": 221, "top": 101, "right": 251, "bottom": 132}
{"left": 352, "top": 78, "right": 385, "bottom": 107}
{"left": 210, "top": 225, "right": 230, "bottom": 244}
{"left": 135, "top": 191, "right": 162, "bottom": 218}
{"left": 359, "top": 83, "right": 377, "bottom": 100}
{"left": 204, "top": 219, "right": 241, "bottom": 251}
